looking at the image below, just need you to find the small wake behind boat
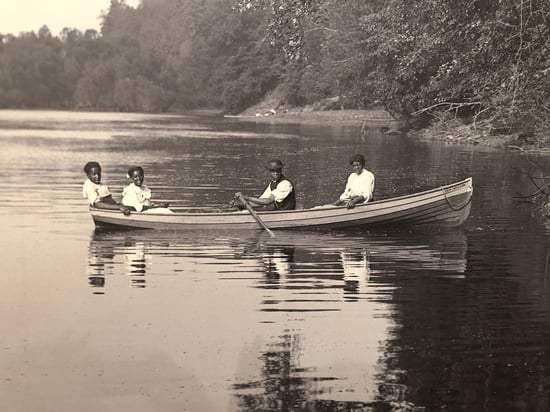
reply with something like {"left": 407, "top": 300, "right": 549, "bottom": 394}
{"left": 90, "top": 177, "right": 473, "bottom": 231}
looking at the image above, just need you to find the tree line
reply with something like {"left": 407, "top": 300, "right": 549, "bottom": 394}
{"left": 0, "top": 0, "right": 548, "bottom": 139}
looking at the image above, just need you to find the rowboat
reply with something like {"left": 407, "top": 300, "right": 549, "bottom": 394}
{"left": 89, "top": 177, "right": 472, "bottom": 230}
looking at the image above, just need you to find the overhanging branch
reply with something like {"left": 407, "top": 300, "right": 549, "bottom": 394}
{"left": 412, "top": 102, "right": 482, "bottom": 117}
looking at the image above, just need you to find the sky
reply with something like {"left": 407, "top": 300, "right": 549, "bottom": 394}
{"left": 0, "top": 0, "right": 140, "bottom": 36}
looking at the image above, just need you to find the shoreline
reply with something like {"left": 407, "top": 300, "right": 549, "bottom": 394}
{"left": 228, "top": 108, "right": 549, "bottom": 153}
{"left": 226, "top": 108, "right": 396, "bottom": 126}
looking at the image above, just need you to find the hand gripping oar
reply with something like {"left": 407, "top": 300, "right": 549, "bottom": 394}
{"left": 237, "top": 194, "right": 276, "bottom": 238}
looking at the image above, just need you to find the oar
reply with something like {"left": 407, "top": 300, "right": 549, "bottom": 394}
{"left": 237, "top": 194, "right": 276, "bottom": 238}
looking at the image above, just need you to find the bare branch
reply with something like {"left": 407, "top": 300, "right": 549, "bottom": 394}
{"left": 412, "top": 102, "right": 482, "bottom": 117}
{"left": 513, "top": 165, "right": 550, "bottom": 197}
{"left": 516, "top": 190, "right": 545, "bottom": 199}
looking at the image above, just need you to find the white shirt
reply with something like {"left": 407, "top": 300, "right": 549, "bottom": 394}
{"left": 122, "top": 183, "right": 151, "bottom": 212}
{"left": 82, "top": 179, "right": 112, "bottom": 205}
{"left": 339, "top": 169, "right": 375, "bottom": 203}
{"left": 260, "top": 179, "right": 293, "bottom": 203}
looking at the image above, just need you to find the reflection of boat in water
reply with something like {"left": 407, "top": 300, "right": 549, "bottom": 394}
{"left": 90, "top": 227, "right": 468, "bottom": 271}
{"left": 262, "top": 247, "right": 294, "bottom": 283}
{"left": 87, "top": 232, "right": 151, "bottom": 291}
{"left": 340, "top": 250, "right": 370, "bottom": 295}
{"left": 258, "top": 229, "right": 468, "bottom": 275}
{"left": 122, "top": 241, "right": 148, "bottom": 287}
{"left": 85, "top": 227, "right": 468, "bottom": 407}
{"left": 229, "top": 232, "right": 470, "bottom": 407}
{"left": 90, "top": 177, "right": 472, "bottom": 230}
{"left": 86, "top": 227, "right": 468, "bottom": 294}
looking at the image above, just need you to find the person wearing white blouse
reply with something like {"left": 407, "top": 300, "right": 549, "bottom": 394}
{"left": 333, "top": 154, "right": 375, "bottom": 209}
{"left": 122, "top": 166, "right": 170, "bottom": 212}
{"left": 82, "top": 161, "right": 130, "bottom": 215}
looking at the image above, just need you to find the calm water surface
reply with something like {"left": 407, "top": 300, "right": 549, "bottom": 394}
{"left": 1, "top": 110, "right": 549, "bottom": 411}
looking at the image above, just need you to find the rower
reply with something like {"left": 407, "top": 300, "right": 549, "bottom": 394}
{"left": 234, "top": 159, "right": 296, "bottom": 211}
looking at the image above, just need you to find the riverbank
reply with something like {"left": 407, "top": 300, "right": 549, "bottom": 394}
{"left": 412, "top": 117, "right": 550, "bottom": 153}
{"left": 229, "top": 106, "right": 549, "bottom": 153}
{"left": 230, "top": 106, "right": 395, "bottom": 126}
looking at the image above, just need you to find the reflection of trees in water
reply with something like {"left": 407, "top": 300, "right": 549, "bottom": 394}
{"left": 383, "top": 291, "right": 550, "bottom": 411}
{"left": 234, "top": 333, "right": 391, "bottom": 411}
{"left": 235, "top": 333, "right": 307, "bottom": 411}
{"left": 235, "top": 246, "right": 385, "bottom": 411}
{"left": 234, "top": 332, "right": 309, "bottom": 410}
{"left": 377, "top": 232, "right": 550, "bottom": 411}
{"left": 86, "top": 231, "right": 149, "bottom": 292}
{"left": 236, "top": 232, "right": 470, "bottom": 410}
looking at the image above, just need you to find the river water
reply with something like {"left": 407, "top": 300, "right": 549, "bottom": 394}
{"left": 1, "top": 110, "right": 549, "bottom": 411}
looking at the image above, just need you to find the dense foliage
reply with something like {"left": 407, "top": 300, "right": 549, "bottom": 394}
{"left": 0, "top": 0, "right": 548, "bottom": 139}
{"left": 237, "top": 0, "right": 549, "bottom": 138}
{"left": 0, "top": 0, "right": 279, "bottom": 112}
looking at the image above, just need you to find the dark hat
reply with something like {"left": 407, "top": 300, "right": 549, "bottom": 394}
{"left": 266, "top": 159, "right": 284, "bottom": 171}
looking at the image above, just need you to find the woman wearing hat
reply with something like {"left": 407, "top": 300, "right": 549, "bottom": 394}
{"left": 234, "top": 159, "right": 296, "bottom": 211}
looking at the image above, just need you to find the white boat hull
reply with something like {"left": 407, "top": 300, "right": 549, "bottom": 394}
{"left": 90, "top": 178, "right": 473, "bottom": 230}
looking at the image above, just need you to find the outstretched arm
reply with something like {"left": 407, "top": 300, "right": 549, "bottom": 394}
{"left": 93, "top": 200, "right": 131, "bottom": 215}
{"left": 235, "top": 192, "right": 274, "bottom": 207}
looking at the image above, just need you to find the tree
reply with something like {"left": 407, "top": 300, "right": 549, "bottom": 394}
{"left": 0, "top": 28, "right": 69, "bottom": 108}
{"left": 235, "top": 0, "right": 549, "bottom": 138}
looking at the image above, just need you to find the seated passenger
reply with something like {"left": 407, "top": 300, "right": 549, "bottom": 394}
{"left": 234, "top": 159, "right": 296, "bottom": 211}
{"left": 122, "top": 166, "right": 170, "bottom": 212}
{"left": 82, "top": 161, "right": 130, "bottom": 215}
{"left": 333, "top": 154, "right": 375, "bottom": 209}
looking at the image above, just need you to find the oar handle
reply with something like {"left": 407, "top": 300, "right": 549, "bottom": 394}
{"left": 237, "top": 194, "right": 276, "bottom": 238}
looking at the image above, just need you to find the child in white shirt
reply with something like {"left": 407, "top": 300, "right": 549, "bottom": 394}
{"left": 82, "top": 161, "right": 130, "bottom": 215}
{"left": 122, "top": 166, "right": 170, "bottom": 212}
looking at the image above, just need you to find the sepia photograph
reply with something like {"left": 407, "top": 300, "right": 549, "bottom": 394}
{"left": 1, "top": 1, "right": 549, "bottom": 411}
